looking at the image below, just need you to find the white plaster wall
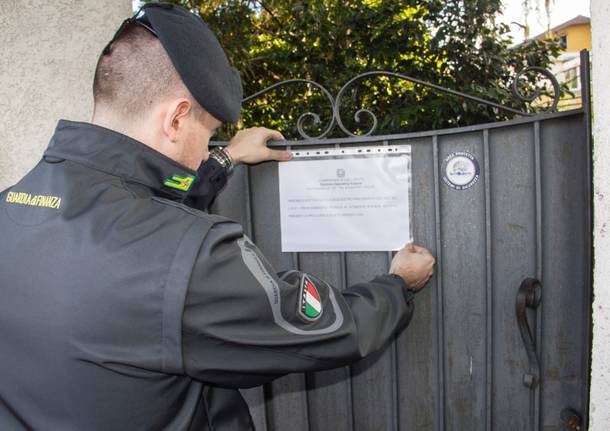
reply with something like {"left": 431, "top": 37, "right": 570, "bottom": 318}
{"left": 0, "top": 0, "right": 131, "bottom": 191}
{"left": 590, "top": 0, "right": 610, "bottom": 429}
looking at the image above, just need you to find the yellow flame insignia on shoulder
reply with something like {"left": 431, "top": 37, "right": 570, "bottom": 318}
{"left": 163, "top": 174, "right": 196, "bottom": 192}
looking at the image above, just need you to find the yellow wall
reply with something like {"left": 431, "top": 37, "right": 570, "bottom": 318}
{"left": 555, "top": 23, "right": 592, "bottom": 52}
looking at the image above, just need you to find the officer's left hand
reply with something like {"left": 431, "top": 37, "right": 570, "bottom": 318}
{"left": 225, "top": 127, "right": 292, "bottom": 165}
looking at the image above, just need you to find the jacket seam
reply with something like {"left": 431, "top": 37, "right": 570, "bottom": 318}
{"left": 119, "top": 177, "right": 138, "bottom": 198}
{"left": 150, "top": 196, "right": 234, "bottom": 223}
{"left": 161, "top": 216, "right": 203, "bottom": 373}
{"left": 179, "top": 224, "right": 220, "bottom": 374}
{"left": 46, "top": 155, "right": 184, "bottom": 200}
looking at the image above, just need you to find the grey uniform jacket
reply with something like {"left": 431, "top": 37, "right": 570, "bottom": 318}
{"left": 0, "top": 120, "right": 415, "bottom": 431}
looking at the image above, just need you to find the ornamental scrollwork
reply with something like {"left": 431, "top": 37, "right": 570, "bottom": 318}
{"left": 242, "top": 68, "right": 562, "bottom": 139}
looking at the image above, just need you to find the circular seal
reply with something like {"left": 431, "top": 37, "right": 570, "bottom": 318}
{"left": 442, "top": 151, "right": 480, "bottom": 190}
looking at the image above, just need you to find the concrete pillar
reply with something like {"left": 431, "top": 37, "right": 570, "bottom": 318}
{"left": 0, "top": 0, "right": 131, "bottom": 191}
{"left": 590, "top": 0, "right": 610, "bottom": 429}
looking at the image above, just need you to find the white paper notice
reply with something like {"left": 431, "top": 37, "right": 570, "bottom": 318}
{"left": 279, "top": 147, "right": 412, "bottom": 252}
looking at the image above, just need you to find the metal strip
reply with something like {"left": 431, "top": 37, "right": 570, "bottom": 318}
{"left": 533, "top": 121, "right": 543, "bottom": 431}
{"left": 384, "top": 139, "right": 399, "bottom": 431}
{"left": 388, "top": 250, "right": 399, "bottom": 431}
{"left": 483, "top": 129, "right": 493, "bottom": 431}
{"left": 288, "top": 174, "right": 310, "bottom": 431}
{"left": 291, "top": 253, "right": 300, "bottom": 270}
{"left": 333, "top": 140, "right": 356, "bottom": 431}
{"left": 579, "top": 49, "right": 593, "bottom": 430}
{"left": 340, "top": 251, "right": 355, "bottom": 431}
{"left": 432, "top": 135, "right": 446, "bottom": 431}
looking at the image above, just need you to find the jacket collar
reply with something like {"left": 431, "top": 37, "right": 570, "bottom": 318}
{"left": 44, "top": 120, "right": 199, "bottom": 201}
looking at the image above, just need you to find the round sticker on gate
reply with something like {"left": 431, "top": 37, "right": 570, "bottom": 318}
{"left": 442, "top": 151, "right": 480, "bottom": 190}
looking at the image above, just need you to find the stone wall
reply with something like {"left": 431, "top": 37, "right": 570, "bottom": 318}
{"left": 0, "top": 0, "right": 131, "bottom": 190}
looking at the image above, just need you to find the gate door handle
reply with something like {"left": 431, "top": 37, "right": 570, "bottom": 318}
{"left": 515, "top": 278, "right": 542, "bottom": 388}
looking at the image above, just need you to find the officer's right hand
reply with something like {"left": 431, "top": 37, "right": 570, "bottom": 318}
{"left": 225, "top": 127, "right": 292, "bottom": 165}
{"left": 389, "top": 244, "right": 435, "bottom": 292}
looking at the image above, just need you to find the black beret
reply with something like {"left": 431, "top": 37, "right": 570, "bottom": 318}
{"left": 106, "top": 3, "right": 243, "bottom": 123}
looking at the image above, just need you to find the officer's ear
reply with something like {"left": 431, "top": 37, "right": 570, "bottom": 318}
{"left": 162, "top": 98, "right": 192, "bottom": 142}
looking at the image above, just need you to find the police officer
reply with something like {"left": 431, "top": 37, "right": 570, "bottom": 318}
{"left": 0, "top": 3, "right": 435, "bottom": 430}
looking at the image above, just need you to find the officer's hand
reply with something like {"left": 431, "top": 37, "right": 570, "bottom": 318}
{"left": 389, "top": 244, "right": 435, "bottom": 292}
{"left": 225, "top": 127, "right": 292, "bottom": 165}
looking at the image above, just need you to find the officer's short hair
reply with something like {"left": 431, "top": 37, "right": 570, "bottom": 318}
{"left": 92, "top": 24, "right": 205, "bottom": 121}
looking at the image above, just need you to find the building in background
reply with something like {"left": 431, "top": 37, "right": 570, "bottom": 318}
{"left": 531, "top": 15, "right": 591, "bottom": 109}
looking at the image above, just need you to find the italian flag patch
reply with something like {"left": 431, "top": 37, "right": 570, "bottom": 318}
{"left": 299, "top": 275, "right": 323, "bottom": 321}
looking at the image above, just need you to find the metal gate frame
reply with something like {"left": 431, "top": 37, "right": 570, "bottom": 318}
{"left": 211, "top": 51, "right": 593, "bottom": 431}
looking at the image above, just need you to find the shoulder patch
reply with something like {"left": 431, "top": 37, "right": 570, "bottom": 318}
{"left": 298, "top": 274, "right": 323, "bottom": 322}
{"left": 237, "top": 238, "right": 344, "bottom": 335}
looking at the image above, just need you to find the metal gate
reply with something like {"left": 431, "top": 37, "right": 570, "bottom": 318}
{"left": 210, "top": 53, "right": 592, "bottom": 430}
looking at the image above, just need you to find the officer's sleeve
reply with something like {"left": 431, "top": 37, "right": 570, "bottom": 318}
{"left": 182, "top": 221, "right": 415, "bottom": 389}
{"left": 184, "top": 158, "right": 229, "bottom": 211}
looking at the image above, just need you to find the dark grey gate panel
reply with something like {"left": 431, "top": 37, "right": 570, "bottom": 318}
{"left": 211, "top": 109, "right": 591, "bottom": 431}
